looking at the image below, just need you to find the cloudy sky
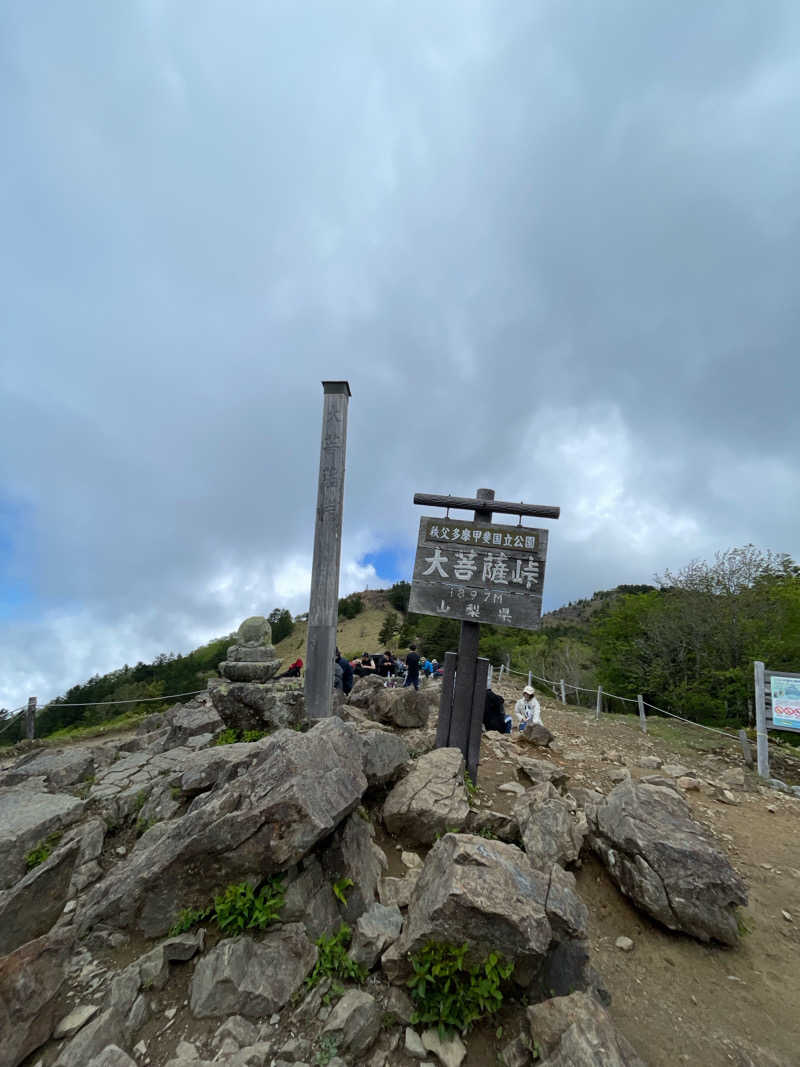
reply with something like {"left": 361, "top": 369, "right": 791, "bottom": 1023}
{"left": 2, "top": 2, "right": 799, "bottom": 710}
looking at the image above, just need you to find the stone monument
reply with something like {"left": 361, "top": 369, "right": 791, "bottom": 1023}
{"left": 218, "top": 617, "right": 282, "bottom": 683}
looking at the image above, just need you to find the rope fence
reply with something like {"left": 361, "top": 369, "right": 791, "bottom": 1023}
{"left": 491, "top": 662, "right": 793, "bottom": 762}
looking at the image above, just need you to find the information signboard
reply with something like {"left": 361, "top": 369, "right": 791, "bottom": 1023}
{"left": 767, "top": 671, "right": 800, "bottom": 732}
{"left": 408, "top": 516, "right": 548, "bottom": 630}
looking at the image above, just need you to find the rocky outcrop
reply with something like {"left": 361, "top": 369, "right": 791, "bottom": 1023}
{"left": 0, "top": 748, "right": 95, "bottom": 791}
{"left": 384, "top": 833, "right": 587, "bottom": 987}
{"left": 528, "top": 991, "right": 644, "bottom": 1065}
{"left": 359, "top": 729, "right": 410, "bottom": 787}
{"left": 350, "top": 903, "right": 404, "bottom": 970}
{"left": 0, "top": 929, "right": 73, "bottom": 1067}
{"left": 383, "top": 748, "right": 469, "bottom": 845}
{"left": 319, "top": 810, "right": 387, "bottom": 924}
{"left": 0, "top": 788, "right": 84, "bottom": 889}
{"left": 347, "top": 676, "right": 437, "bottom": 729}
{"left": 513, "top": 783, "right": 587, "bottom": 870}
{"left": 0, "top": 837, "right": 80, "bottom": 954}
{"left": 75, "top": 718, "right": 367, "bottom": 936}
{"left": 189, "top": 927, "right": 316, "bottom": 1018}
{"left": 208, "top": 680, "right": 304, "bottom": 734}
{"left": 589, "top": 778, "right": 748, "bottom": 945}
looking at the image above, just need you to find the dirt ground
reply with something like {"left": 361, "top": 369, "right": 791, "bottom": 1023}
{"left": 469, "top": 680, "right": 800, "bottom": 1067}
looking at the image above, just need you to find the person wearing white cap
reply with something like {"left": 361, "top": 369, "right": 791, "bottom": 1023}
{"left": 514, "top": 685, "right": 542, "bottom": 731}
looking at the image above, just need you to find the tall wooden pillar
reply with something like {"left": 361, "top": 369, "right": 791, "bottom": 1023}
{"left": 305, "top": 381, "right": 351, "bottom": 719}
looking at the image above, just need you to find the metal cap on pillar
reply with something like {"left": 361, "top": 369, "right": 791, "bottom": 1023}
{"left": 305, "top": 381, "right": 351, "bottom": 719}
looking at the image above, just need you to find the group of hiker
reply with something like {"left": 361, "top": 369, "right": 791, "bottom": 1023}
{"left": 332, "top": 644, "right": 440, "bottom": 695}
{"left": 285, "top": 649, "right": 544, "bottom": 735}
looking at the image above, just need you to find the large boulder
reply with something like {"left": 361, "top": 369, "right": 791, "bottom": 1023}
{"left": 527, "top": 991, "right": 644, "bottom": 1066}
{"left": 208, "top": 680, "right": 304, "bottom": 734}
{"left": 75, "top": 718, "right": 367, "bottom": 937}
{"left": 348, "top": 676, "right": 436, "bottom": 728}
{"left": 359, "top": 730, "right": 410, "bottom": 788}
{"left": 0, "top": 837, "right": 80, "bottom": 955}
{"left": 189, "top": 927, "right": 316, "bottom": 1018}
{"left": 513, "top": 784, "right": 587, "bottom": 871}
{"left": 385, "top": 833, "right": 587, "bottom": 987}
{"left": 320, "top": 810, "right": 387, "bottom": 923}
{"left": 0, "top": 929, "right": 73, "bottom": 1067}
{"left": 0, "top": 789, "right": 84, "bottom": 889}
{"left": 383, "top": 748, "right": 469, "bottom": 845}
{"left": 589, "top": 778, "right": 747, "bottom": 945}
{"left": 0, "top": 748, "right": 95, "bottom": 791}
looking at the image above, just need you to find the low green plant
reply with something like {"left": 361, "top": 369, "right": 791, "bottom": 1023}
{"left": 407, "top": 941, "right": 513, "bottom": 1037}
{"left": 168, "top": 876, "right": 285, "bottom": 936}
{"left": 474, "top": 827, "right": 498, "bottom": 840}
{"left": 133, "top": 790, "right": 148, "bottom": 813}
{"left": 464, "top": 772, "right": 477, "bottom": 804}
{"left": 170, "top": 785, "right": 183, "bottom": 800}
{"left": 241, "top": 729, "right": 266, "bottom": 742}
{"left": 736, "top": 909, "right": 753, "bottom": 937}
{"left": 25, "top": 831, "right": 62, "bottom": 869}
{"left": 214, "top": 728, "right": 239, "bottom": 746}
{"left": 135, "top": 816, "right": 158, "bottom": 838}
{"left": 315, "top": 1035, "right": 340, "bottom": 1065}
{"left": 332, "top": 876, "right": 354, "bottom": 906}
{"left": 305, "top": 924, "right": 366, "bottom": 990}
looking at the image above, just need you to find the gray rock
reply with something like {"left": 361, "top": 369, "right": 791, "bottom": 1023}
{"left": 590, "top": 778, "right": 747, "bottom": 945}
{"left": 0, "top": 930, "right": 73, "bottom": 1067}
{"left": 517, "top": 722, "right": 555, "bottom": 748}
{"left": 514, "top": 757, "right": 568, "bottom": 791}
{"left": 0, "top": 838, "right": 80, "bottom": 954}
{"left": 0, "top": 789, "right": 84, "bottom": 889}
{"left": 385, "top": 834, "right": 585, "bottom": 986}
{"left": 321, "top": 989, "right": 381, "bottom": 1056}
{"left": 464, "top": 807, "right": 520, "bottom": 843}
{"left": 0, "top": 749, "right": 94, "bottom": 791}
{"left": 53, "top": 1004, "right": 100, "bottom": 1040}
{"left": 211, "top": 1015, "right": 259, "bottom": 1049}
{"left": 379, "top": 871, "right": 420, "bottom": 909}
{"left": 209, "top": 681, "right": 303, "bottom": 732}
{"left": 360, "top": 730, "right": 410, "bottom": 787}
{"left": 76, "top": 718, "right": 366, "bottom": 936}
{"left": 527, "top": 991, "right": 644, "bottom": 1065}
{"left": 348, "top": 677, "right": 437, "bottom": 729}
{"left": 283, "top": 857, "right": 341, "bottom": 939}
{"left": 190, "top": 927, "right": 316, "bottom": 1018}
{"left": 387, "top": 987, "right": 415, "bottom": 1025}
{"left": 135, "top": 929, "right": 205, "bottom": 990}
{"left": 637, "top": 756, "right": 662, "bottom": 770}
{"left": 320, "top": 810, "right": 387, "bottom": 923}
{"left": 513, "top": 784, "right": 587, "bottom": 871}
{"left": 350, "top": 903, "right": 403, "bottom": 969}
{"left": 405, "top": 1027, "right": 427, "bottom": 1059}
{"left": 660, "top": 763, "right": 689, "bottom": 779}
{"left": 383, "top": 748, "right": 469, "bottom": 845}
{"left": 85, "top": 1048, "right": 138, "bottom": 1067}
{"left": 421, "top": 1028, "right": 467, "bottom": 1067}
{"left": 500, "top": 1033, "right": 534, "bottom": 1067}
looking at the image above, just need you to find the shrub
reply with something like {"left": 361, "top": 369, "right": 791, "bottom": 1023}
{"left": 169, "top": 877, "right": 285, "bottom": 936}
{"left": 306, "top": 924, "right": 366, "bottom": 989}
{"left": 214, "top": 727, "right": 266, "bottom": 746}
{"left": 25, "top": 832, "right": 62, "bottom": 870}
{"left": 407, "top": 942, "right": 513, "bottom": 1037}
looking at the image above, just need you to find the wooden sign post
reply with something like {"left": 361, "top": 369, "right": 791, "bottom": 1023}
{"left": 754, "top": 661, "right": 800, "bottom": 779}
{"left": 410, "top": 488, "right": 559, "bottom": 782}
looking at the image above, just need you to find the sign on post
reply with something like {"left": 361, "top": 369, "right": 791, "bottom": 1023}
{"left": 408, "top": 517, "right": 548, "bottom": 631}
{"left": 768, "top": 672, "right": 800, "bottom": 731}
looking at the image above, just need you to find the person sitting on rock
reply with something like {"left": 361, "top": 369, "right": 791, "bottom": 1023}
{"left": 277, "top": 657, "right": 303, "bottom": 679}
{"left": 514, "top": 685, "right": 542, "bottom": 730}
{"left": 378, "top": 651, "right": 394, "bottom": 678}
{"left": 484, "top": 687, "right": 511, "bottom": 733}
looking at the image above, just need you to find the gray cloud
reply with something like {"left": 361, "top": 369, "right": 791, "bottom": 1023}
{"left": 1, "top": 1, "right": 799, "bottom": 708}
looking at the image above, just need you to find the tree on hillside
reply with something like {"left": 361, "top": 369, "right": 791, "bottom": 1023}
{"left": 388, "top": 581, "right": 411, "bottom": 613}
{"left": 379, "top": 611, "right": 399, "bottom": 646}
{"left": 268, "top": 608, "right": 294, "bottom": 643}
{"left": 338, "top": 595, "right": 363, "bottom": 620}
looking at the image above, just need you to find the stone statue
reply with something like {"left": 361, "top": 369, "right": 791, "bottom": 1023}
{"left": 218, "top": 616, "right": 282, "bottom": 683}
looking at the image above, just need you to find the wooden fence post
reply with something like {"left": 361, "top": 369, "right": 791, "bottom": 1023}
{"left": 637, "top": 694, "right": 646, "bottom": 734}
{"left": 26, "top": 697, "right": 36, "bottom": 740}
{"left": 595, "top": 685, "right": 603, "bottom": 721}
{"left": 498, "top": 664, "right": 504, "bottom": 684}
{"left": 738, "top": 728, "right": 754, "bottom": 769}
{"left": 527, "top": 670, "right": 532, "bottom": 688}
{"left": 754, "top": 660, "right": 769, "bottom": 779}
{"left": 560, "top": 679, "right": 566, "bottom": 705}
{"left": 487, "top": 664, "right": 493, "bottom": 689}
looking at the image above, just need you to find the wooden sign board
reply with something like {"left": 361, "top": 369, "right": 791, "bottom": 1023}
{"left": 764, "top": 669, "right": 800, "bottom": 732}
{"left": 408, "top": 516, "right": 548, "bottom": 630}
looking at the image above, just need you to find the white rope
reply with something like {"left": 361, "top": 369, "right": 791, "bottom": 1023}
{"left": 43, "top": 689, "right": 206, "bottom": 709}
